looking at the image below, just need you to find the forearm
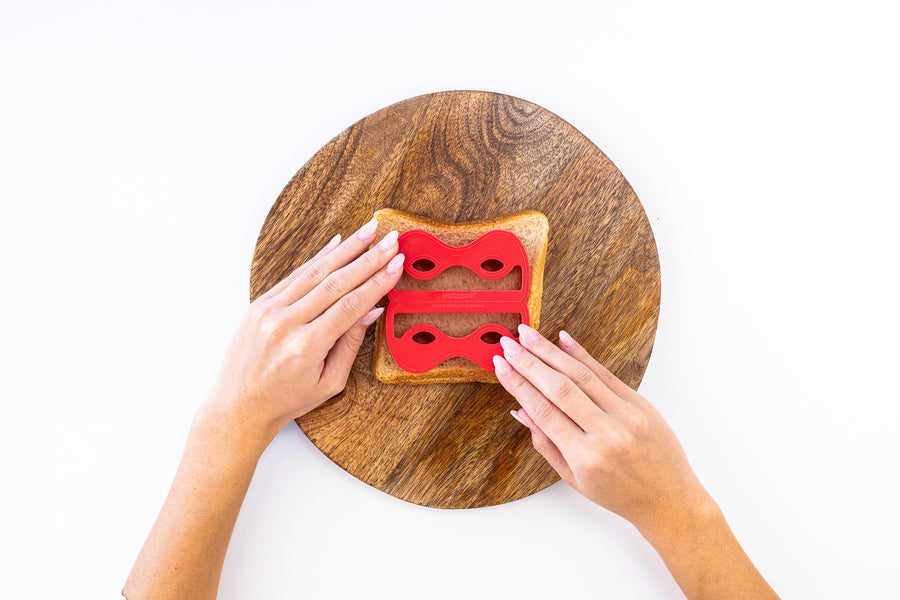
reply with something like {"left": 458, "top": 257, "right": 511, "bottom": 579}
{"left": 123, "top": 401, "right": 277, "bottom": 600}
{"left": 637, "top": 493, "right": 779, "bottom": 600}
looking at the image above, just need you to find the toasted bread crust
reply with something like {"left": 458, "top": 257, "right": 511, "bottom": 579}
{"left": 373, "top": 208, "right": 549, "bottom": 384}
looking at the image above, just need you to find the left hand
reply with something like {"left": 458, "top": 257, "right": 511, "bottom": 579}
{"left": 204, "top": 218, "right": 404, "bottom": 441}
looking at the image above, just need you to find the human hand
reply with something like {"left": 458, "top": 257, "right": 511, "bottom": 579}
{"left": 204, "top": 218, "right": 404, "bottom": 442}
{"left": 493, "top": 326, "right": 713, "bottom": 534}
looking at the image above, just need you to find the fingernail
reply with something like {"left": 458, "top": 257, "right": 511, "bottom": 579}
{"left": 378, "top": 230, "right": 399, "bottom": 251}
{"left": 517, "top": 323, "right": 538, "bottom": 345}
{"left": 493, "top": 354, "right": 511, "bottom": 375}
{"left": 386, "top": 253, "right": 405, "bottom": 275}
{"left": 356, "top": 218, "right": 378, "bottom": 241}
{"left": 559, "top": 329, "right": 575, "bottom": 348}
{"left": 359, "top": 306, "right": 384, "bottom": 326}
{"left": 510, "top": 409, "right": 528, "bottom": 427}
{"left": 324, "top": 233, "right": 341, "bottom": 253}
{"left": 499, "top": 336, "right": 520, "bottom": 358}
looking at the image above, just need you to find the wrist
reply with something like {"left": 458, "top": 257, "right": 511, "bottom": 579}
{"left": 193, "top": 394, "right": 283, "bottom": 459}
{"left": 634, "top": 487, "right": 722, "bottom": 553}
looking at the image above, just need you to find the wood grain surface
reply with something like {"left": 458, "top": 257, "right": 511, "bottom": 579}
{"left": 250, "top": 90, "right": 661, "bottom": 509}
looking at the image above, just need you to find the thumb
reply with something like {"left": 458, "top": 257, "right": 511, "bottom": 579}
{"left": 512, "top": 409, "right": 578, "bottom": 489}
{"left": 318, "top": 306, "right": 384, "bottom": 393}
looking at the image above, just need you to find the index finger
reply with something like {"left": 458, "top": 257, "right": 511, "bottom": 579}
{"left": 290, "top": 229, "right": 399, "bottom": 323}
{"left": 515, "top": 324, "right": 628, "bottom": 415}
{"left": 305, "top": 252, "right": 405, "bottom": 347}
{"left": 275, "top": 218, "right": 381, "bottom": 307}
{"left": 498, "top": 335, "right": 605, "bottom": 430}
{"left": 492, "top": 354, "right": 583, "bottom": 450}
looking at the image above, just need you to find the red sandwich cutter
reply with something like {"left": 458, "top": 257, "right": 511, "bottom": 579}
{"left": 385, "top": 229, "right": 531, "bottom": 373}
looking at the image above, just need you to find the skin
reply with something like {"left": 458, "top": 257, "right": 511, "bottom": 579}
{"left": 124, "top": 220, "right": 779, "bottom": 600}
{"left": 494, "top": 328, "right": 780, "bottom": 599}
{"left": 124, "top": 218, "right": 404, "bottom": 600}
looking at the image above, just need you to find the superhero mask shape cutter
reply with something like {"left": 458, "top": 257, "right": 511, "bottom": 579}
{"left": 385, "top": 229, "right": 530, "bottom": 374}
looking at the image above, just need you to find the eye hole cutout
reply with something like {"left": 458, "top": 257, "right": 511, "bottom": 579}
{"left": 480, "top": 330, "right": 502, "bottom": 345}
{"left": 412, "top": 258, "right": 436, "bottom": 272}
{"left": 480, "top": 259, "right": 504, "bottom": 272}
{"left": 412, "top": 330, "right": 436, "bottom": 345}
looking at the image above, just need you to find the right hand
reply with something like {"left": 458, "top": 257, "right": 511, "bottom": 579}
{"left": 493, "top": 326, "right": 714, "bottom": 533}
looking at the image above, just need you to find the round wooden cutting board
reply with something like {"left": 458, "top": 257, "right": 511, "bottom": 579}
{"left": 250, "top": 91, "right": 660, "bottom": 509}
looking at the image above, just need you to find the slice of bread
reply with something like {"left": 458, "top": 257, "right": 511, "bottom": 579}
{"left": 372, "top": 208, "right": 549, "bottom": 384}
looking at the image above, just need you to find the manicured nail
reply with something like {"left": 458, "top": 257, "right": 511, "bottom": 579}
{"left": 386, "top": 253, "right": 405, "bottom": 275}
{"left": 378, "top": 230, "right": 399, "bottom": 251}
{"left": 323, "top": 233, "right": 341, "bottom": 253}
{"left": 559, "top": 329, "right": 575, "bottom": 349}
{"left": 359, "top": 306, "right": 384, "bottom": 326}
{"left": 499, "top": 336, "right": 520, "bottom": 358}
{"left": 493, "top": 354, "right": 511, "bottom": 375}
{"left": 510, "top": 409, "right": 528, "bottom": 427}
{"left": 356, "top": 218, "right": 378, "bottom": 241}
{"left": 517, "top": 323, "right": 538, "bottom": 345}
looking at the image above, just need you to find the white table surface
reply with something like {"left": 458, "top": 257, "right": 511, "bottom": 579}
{"left": 2, "top": 1, "right": 898, "bottom": 598}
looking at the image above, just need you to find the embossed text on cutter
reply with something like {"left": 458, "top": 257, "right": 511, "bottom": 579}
{"left": 385, "top": 229, "right": 531, "bottom": 374}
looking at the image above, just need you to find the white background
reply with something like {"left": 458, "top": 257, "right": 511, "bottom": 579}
{"left": 2, "top": 1, "right": 898, "bottom": 598}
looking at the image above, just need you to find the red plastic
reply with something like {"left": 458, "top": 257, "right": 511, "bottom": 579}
{"left": 385, "top": 229, "right": 530, "bottom": 373}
